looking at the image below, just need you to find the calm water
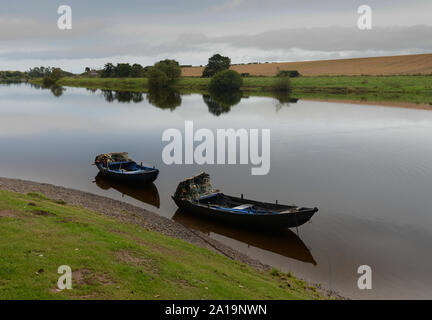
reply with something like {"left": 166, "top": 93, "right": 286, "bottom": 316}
{"left": 1, "top": 83, "right": 432, "bottom": 299}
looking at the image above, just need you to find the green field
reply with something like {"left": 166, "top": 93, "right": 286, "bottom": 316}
{"left": 0, "top": 189, "right": 325, "bottom": 300}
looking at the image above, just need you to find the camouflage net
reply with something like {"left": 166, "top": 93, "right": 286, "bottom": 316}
{"left": 94, "top": 152, "right": 131, "bottom": 165}
{"left": 174, "top": 172, "right": 216, "bottom": 200}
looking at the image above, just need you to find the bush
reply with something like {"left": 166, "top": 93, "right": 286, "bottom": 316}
{"left": 153, "top": 59, "right": 181, "bottom": 82}
{"left": 277, "top": 70, "right": 300, "bottom": 78}
{"left": 147, "top": 59, "right": 181, "bottom": 88}
{"left": 130, "top": 64, "right": 144, "bottom": 77}
{"left": 42, "top": 68, "right": 63, "bottom": 86}
{"left": 114, "top": 63, "right": 132, "bottom": 77}
{"left": 209, "top": 70, "right": 243, "bottom": 92}
{"left": 271, "top": 76, "right": 291, "bottom": 92}
{"left": 147, "top": 67, "right": 170, "bottom": 88}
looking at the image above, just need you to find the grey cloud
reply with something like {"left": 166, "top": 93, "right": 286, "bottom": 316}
{"left": 0, "top": 18, "right": 105, "bottom": 41}
{"left": 202, "top": 25, "right": 432, "bottom": 52}
{"left": 2, "top": 25, "right": 432, "bottom": 70}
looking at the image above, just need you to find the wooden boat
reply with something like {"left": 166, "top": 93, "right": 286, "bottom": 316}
{"left": 94, "top": 152, "right": 159, "bottom": 184}
{"left": 172, "top": 172, "right": 318, "bottom": 229}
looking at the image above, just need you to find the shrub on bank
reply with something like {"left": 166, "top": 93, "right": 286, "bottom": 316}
{"left": 277, "top": 70, "right": 300, "bottom": 78}
{"left": 147, "top": 68, "right": 170, "bottom": 88}
{"left": 148, "top": 59, "right": 181, "bottom": 88}
{"left": 209, "top": 70, "right": 243, "bottom": 92}
{"left": 271, "top": 76, "right": 291, "bottom": 92}
{"left": 42, "top": 68, "right": 63, "bottom": 86}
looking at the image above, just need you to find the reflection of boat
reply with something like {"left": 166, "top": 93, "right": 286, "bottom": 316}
{"left": 172, "top": 172, "right": 318, "bottom": 229}
{"left": 94, "top": 152, "right": 159, "bottom": 184}
{"left": 172, "top": 210, "right": 316, "bottom": 265}
{"left": 94, "top": 173, "right": 160, "bottom": 208}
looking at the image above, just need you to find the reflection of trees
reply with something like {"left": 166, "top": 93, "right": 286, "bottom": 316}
{"left": 102, "top": 90, "right": 115, "bottom": 102}
{"left": 115, "top": 91, "right": 133, "bottom": 102}
{"left": 131, "top": 92, "right": 144, "bottom": 103}
{"left": 203, "top": 91, "right": 242, "bottom": 116}
{"left": 101, "top": 90, "right": 144, "bottom": 103}
{"left": 31, "top": 83, "right": 65, "bottom": 97}
{"left": 146, "top": 87, "right": 181, "bottom": 111}
{"left": 273, "top": 92, "right": 298, "bottom": 111}
{"left": 50, "top": 85, "right": 65, "bottom": 97}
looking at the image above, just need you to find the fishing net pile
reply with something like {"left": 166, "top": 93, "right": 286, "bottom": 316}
{"left": 94, "top": 152, "right": 131, "bottom": 164}
{"left": 174, "top": 172, "right": 217, "bottom": 200}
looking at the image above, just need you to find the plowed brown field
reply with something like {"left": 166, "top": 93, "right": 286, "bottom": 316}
{"left": 182, "top": 53, "right": 432, "bottom": 77}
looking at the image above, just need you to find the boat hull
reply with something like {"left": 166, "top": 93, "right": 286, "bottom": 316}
{"left": 96, "top": 164, "right": 159, "bottom": 184}
{"left": 172, "top": 196, "right": 317, "bottom": 229}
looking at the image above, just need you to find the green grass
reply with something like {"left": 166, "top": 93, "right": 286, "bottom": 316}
{"left": 0, "top": 189, "right": 325, "bottom": 300}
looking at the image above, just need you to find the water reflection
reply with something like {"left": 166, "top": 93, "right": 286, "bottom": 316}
{"left": 273, "top": 93, "right": 298, "bottom": 111}
{"left": 203, "top": 91, "right": 242, "bottom": 116}
{"left": 146, "top": 87, "right": 181, "bottom": 110}
{"left": 101, "top": 90, "right": 144, "bottom": 103}
{"left": 94, "top": 173, "right": 160, "bottom": 208}
{"left": 50, "top": 85, "right": 65, "bottom": 97}
{"left": 88, "top": 86, "right": 299, "bottom": 115}
{"left": 27, "top": 82, "right": 66, "bottom": 97}
{"left": 172, "top": 210, "right": 317, "bottom": 265}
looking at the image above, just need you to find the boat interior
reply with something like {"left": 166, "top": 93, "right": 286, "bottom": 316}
{"left": 106, "top": 161, "right": 154, "bottom": 173}
{"left": 197, "top": 193, "right": 299, "bottom": 214}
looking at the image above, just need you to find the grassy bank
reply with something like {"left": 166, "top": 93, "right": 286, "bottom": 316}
{"left": 30, "top": 75, "right": 432, "bottom": 106}
{"left": 32, "top": 75, "right": 432, "bottom": 95}
{"left": 0, "top": 189, "right": 325, "bottom": 300}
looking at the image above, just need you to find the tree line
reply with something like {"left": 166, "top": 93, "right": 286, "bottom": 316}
{"left": 100, "top": 63, "right": 151, "bottom": 78}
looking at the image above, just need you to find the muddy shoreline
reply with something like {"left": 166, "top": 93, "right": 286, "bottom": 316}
{"left": 0, "top": 176, "right": 344, "bottom": 299}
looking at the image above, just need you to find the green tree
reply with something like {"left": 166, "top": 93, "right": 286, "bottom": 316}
{"left": 209, "top": 69, "right": 243, "bottom": 92}
{"left": 202, "top": 54, "right": 231, "bottom": 78}
{"left": 114, "top": 63, "right": 132, "bottom": 77}
{"left": 130, "top": 64, "right": 144, "bottom": 77}
{"left": 42, "top": 67, "right": 63, "bottom": 86}
{"left": 27, "top": 66, "right": 53, "bottom": 78}
{"left": 142, "top": 66, "right": 152, "bottom": 77}
{"left": 153, "top": 59, "right": 181, "bottom": 82}
{"left": 147, "top": 59, "right": 181, "bottom": 87}
{"left": 147, "top": 67, "right": 170, "bottom": 88}
{"left": 101, "top": 63, "right": 115, "bottom": 78}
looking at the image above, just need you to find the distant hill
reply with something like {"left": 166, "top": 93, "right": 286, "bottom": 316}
{"left": 182, "top": 53, "right": 432, "bottom": 77}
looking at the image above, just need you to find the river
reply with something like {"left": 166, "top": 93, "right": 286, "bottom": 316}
{"left": 1, "top": 83, "right": 432, "bottom": 299}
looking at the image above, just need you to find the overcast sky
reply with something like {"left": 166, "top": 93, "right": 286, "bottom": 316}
{"left": 1, "top": 0, "right": 432, "bottom": 72}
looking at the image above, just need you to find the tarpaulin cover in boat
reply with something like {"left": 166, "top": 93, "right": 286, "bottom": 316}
{"left": 174, "top": 172, "right": 217, "bottom": 200}
{"left": 94, "top": 152, "right": 131, "bottom": 165}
